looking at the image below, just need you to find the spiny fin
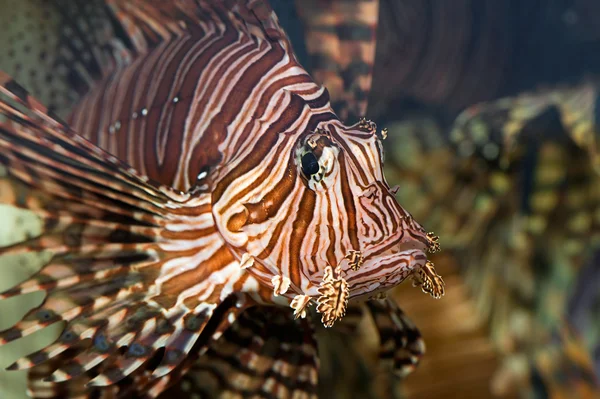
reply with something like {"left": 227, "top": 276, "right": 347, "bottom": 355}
{"left": 24, "top": 297, "right": 251, "bottom": 398}
{"left": 295, "top": 0, "right": 379, "bottom": 121}
{"left": 25, "top": 346, "right": 183, "bottom": 399}
{"left": 165, "top": 306, "right": 319, "bottom": 399}
{"left": 0, "top": 74, "right": 234, "bottom": 395}
{"left": 366, "top": 299, "right": 425, "bottom": 378}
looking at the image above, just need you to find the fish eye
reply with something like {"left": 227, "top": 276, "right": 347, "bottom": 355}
{"left": 301, "top": 151, "right": 320, "bottom": 178}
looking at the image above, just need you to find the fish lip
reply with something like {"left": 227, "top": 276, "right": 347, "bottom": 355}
{"left": 345, "top": 241, "right": 428, "bottom": 299}
{"left": 299, "top": 231, "right": 430, "bottom": 299}
{"left": 362, "top": 224, "right": 429, "bottom": 256}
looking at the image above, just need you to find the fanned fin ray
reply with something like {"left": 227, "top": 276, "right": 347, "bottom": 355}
{"left": 167, "top": 306, "right": 319, "bottom": 399}
{"left": 365, "top": 299, "right": 425, "bottom": 378}
{"left": 25, "top": 296, "right": 250, "bottom": 398}
{"left": 295, "top": 0, "right": 379, "bottom": 122}
{"left": 0, "top": 73, "right": 245, "bottom": 395}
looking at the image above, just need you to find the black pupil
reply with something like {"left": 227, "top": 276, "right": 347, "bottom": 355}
{"left": 301, "top": 152, "right": 320, "bottom": 177}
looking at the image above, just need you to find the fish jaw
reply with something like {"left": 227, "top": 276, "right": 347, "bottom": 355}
{"left": 298, "top": 228, "right": 431, "bottom": 301}
{"left": 290, "top": 221, "right": 443, "bottom": 328}
{"left": 345, "top": 246, "right": 429, "bottom": 301}
{"left": 342, "top": 213, "right": 445, "bottom": 302}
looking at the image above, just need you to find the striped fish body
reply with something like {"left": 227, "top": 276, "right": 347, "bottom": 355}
{"left": 68, "top": 0, "right": 437, "bottom": 312}
{"left": 0, "top": 0, "right": 441, "bottom": 396}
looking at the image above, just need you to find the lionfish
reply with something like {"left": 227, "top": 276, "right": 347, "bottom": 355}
{"left": 0, "top": 0, "right": 443, "bottom": 397}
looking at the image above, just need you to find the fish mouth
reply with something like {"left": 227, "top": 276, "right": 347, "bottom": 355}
{"left": 345, "top": 237, "right": 429, "bottom": 300}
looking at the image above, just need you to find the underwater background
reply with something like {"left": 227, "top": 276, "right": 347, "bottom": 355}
{"left": 1, "top": 1, "right": 600, "bottom": 398}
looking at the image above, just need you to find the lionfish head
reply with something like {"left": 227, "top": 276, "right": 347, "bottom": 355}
{"left": 293, "top": 119, "right": 438, "bottom": 300}
{"left": 209, "top": 88, "right": 443, "bottom": 326}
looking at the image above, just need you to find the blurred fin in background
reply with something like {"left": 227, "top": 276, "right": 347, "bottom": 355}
{"left": 294, "top": 0, "right": 379, "bottom": 123}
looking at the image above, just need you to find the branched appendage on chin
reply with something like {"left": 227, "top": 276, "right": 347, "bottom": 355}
{"left": 266, "top": 232, "right": 443, "bottom": 326}
{"left": 411, "top": 260, "right": 445, "bottom": 299}
{"left": 345, "top": 250, "right": 364, "bottom": 271}
{"left": 290, "top": 294, "right": 312, "bottom": 319}
{"left": 283, "top": 250, "right": 361, "bottom": 326}
{"left": 426, "top": 232, "right": 441, "bottom": 253}
{"left": 316, "top": 263, "right": 350, "bottom": 328}
{"left": 286, "top": 239, "right": 445, "bottom": 327}
{"left": 312, "top": 249, "right": 367, "bottom": 327}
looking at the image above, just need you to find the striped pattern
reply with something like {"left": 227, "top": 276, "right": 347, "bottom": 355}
{"left": 25, "top": 296, "right": 249, "bottom": 399}
{"left": 64, "top": 0, "right": 439, "bottom": 308}
{"left": 167, "top": 307, "right": 319, "bottom": 398}
{"left": 294, "top": 4, "right": 600, "bottom": 394}
{"left": 0, "top": 71, "right": 259, "bottom": 391}
{"left": 365, "top": 299, "right": 425, "bottom": 378}
{"left": 369, "top": 0, "right": 600, "bottom": 119}
{"left": 287, "top": 1, "right": 600, "bottom": 395}
{"left": 0, "top": 0, "right": 441, "bottom": 397}
{"left": 70, "top": 0, "right": 304, "bottom": 191}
